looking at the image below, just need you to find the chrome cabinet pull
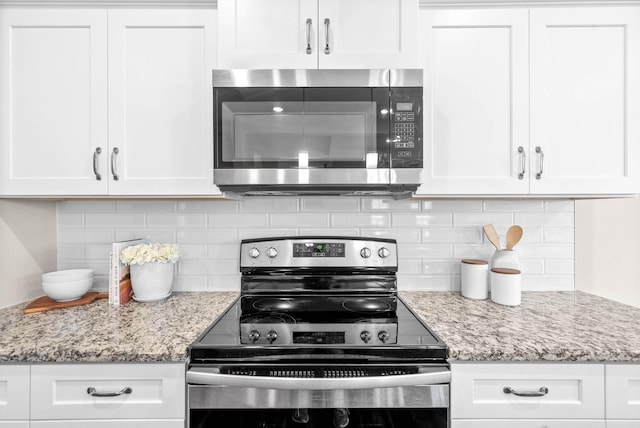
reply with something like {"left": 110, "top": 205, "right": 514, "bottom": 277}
{"left": 93, "top": 147, "right": 102, "bottom": 181}
{"left": 535, "top": 146, "right": 544, "bottom": 180}
{"left": 305, "top": 18, "right": 313, "bottom": 54}
{"left": 503, "top": 386, "right": 549, "bottom": 397}
{"left": 517, "top": 146, "right": 526, "bottom": 180}
{"left": 110, "top": 147, "right": 119, "bottom": 181}
{"left": 87, "top": 386, "right": 132, "bottom": 397}
{"left": 323, "top": 18, "right": 331, "bottom": 54}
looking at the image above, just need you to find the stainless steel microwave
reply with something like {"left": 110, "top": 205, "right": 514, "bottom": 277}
{"left": 213, "top": 69, "right": 423, "bottom": 197}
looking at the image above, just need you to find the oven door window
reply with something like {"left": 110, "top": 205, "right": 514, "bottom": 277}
{"left": 214, "top": 88, "right": 390, "bottom": 169}
{"left": 190, "top": 408, "right": 447, "bottom": 428}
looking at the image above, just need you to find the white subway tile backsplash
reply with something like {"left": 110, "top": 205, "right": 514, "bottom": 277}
{"left": 56, "top": 198, "right": 575, "bottom": 292}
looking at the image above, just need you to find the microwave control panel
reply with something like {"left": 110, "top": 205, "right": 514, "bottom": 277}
{"left": 390, "top": 88, "right": 423, "bottom": 168}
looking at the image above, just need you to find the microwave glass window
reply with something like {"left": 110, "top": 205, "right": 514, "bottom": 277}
{"left": 222, "top": 101, "right": 377, "bottom": 164}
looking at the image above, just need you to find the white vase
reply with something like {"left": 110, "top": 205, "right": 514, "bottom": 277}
{"left": 130, "top": 262, "right": 174, "bottom": 301}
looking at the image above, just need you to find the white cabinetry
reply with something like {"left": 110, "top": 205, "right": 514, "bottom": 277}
{"left": 107, "top": 9, "right": 216, "bottom": 196}
{"left": 529, "top": 8, "right": 640, "bottom": 195}
{"left": 451, "top": 363, "right": 606, "bottom": 427}
{"left": 419, "top": 9, "right": 529, "bottom": 195}
{"left": 606, "top": 364, "right": 640, "bottom": 425}
{"left": 418, "top": 6, "right": 640, "bottom": 196}
{"left": 30, "top": 363, "right": 185, "bottom": 426}
{"left": 0, "top": 366, "right": 29, "bottom": 425}
{"left": 0, "top": 8, "right": 218, "bottom": 197}
{"left": 217, "top": 0, "right": 418, "bottom": 69}
{"left": 0, "top": 9, "right": 108, "bottom": 196}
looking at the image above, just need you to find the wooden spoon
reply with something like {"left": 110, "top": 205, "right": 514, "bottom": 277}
{"left": 506, "top": 225, "right": 523, "bottom": 250}
{"left": 483, "top": 224, "right": 501, "bottom": 250}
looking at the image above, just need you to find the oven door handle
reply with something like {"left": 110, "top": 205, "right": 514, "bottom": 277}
{"left": 186, "top": 367, "right": 450, "bottom": 390}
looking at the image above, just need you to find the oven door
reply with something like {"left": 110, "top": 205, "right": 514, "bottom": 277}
{"left": 187, "top": 364, "right": 449, "bottom": 428}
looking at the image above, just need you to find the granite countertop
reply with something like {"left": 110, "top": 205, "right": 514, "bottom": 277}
{"left": 401, "top": 291, "right": 640, "bottom": 362}
{"left": 0, "top": 292, "right": 238, "bottom": 363}
{"left": 1, "top": 290, "right": 639, "bottom": 363}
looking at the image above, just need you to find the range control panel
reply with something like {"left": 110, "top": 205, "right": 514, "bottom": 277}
{"left": 240, "top": 237, "right": 397, "bottom": 270}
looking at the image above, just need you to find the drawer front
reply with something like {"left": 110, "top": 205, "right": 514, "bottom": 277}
{"left": 0, "top": 365, "right": 29, "bottom": 420}
{"left": 0, "top": 423, "right": 29, "bottom": 428}
{"left": 31, "top": 420, "right": 184, "bottom": 427}
{"left": 606, "top": 422, "right": 640, "bottom": 428}
{"left": 452, "top": 420, "right": 606, "bottom": 428}
{"left": 451, "top": 363, "right": 605, "bottom": 419}
{"left": 31, "top": 363, "right": 185, "bottom": 420}
{"left": 606, "top": 364, "right": 640, "bottom": 419}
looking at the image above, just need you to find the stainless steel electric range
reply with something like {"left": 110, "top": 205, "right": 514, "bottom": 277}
{"left": 187, "top": 236, "right": 450, "bottom": 428}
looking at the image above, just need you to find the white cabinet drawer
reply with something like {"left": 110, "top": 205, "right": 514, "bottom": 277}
{"left": 606, "top": 364, "right": 640, "bottom": 420}
{"left": 31, "top": 363, "right": 185, "bottom": 420}
{"left": 452, "top": 420, "right": 606, "bottom": 428}
{"left": 0, "top": 423, "right": 29, "bottom": 428}
{"left": 31, "top": 420, "right": 184, "bottom": 427}
{"left": 0, "top": 365, "right": 29, "bottom": 420}
{"left": 606, "top": 422, "right": 640, "bottom": 428}
{"left": 451, "top": 363, "right": 605, "bottom": 419}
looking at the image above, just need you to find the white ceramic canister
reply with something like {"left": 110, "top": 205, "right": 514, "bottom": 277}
{"left": 460, "top": 259, "right": 489, "bottom": 300}
{"left": 490, "top": 267, "right": 522, "bottom": 306}
{"left": 490, "top": 249, "right": 521, "bottom": 270}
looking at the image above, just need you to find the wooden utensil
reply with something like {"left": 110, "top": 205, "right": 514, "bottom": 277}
{"left": 23, "top": 292, "right": 108, "bottom": 314}
{"left": 483, "top": 224, "right": 502, "bottom": 250}
{"left": 506, "top": 225, "right": 524, "bottom": 250}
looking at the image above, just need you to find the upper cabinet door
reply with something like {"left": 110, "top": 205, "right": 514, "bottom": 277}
{"left": 0, "top": 9, "right": 108, "bottom": 196}
{"left": 217, "top": 0, "right": 418, "bottom": 69}
{"left": 417, "top": 9, "right": 529, "bottom": 195}
{"left": 108, "top": 9, "right": 218, "bottom": 196}
{"left": 318, "top": 0, "right": 419, "bottom": 69}
{"left": 218, "top": 0, "right": 318, "bottom": 69}
{"left": 530, "top": 7, "right": 640, "bottom": 195}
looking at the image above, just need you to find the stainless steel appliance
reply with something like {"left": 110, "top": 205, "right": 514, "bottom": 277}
{"left": 213, "top": 69, "right": 423, "bottom": 197}
{"left": 187, "top": 236, "right": 450, "bottom": 428}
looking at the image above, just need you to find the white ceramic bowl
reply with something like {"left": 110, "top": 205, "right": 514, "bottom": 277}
{"left": 42, "top": 269, "right": 94, "bottom": 284}
{"left": 42, "top": 278, "right": 93, "bottom": 302}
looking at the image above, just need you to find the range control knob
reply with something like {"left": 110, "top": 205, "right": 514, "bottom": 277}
{"left": 360, "top": 331, "right": 372, "bottom": 344}
{"left": 248, "top": 247, "right": 260, "bottom": 259}
{"left": 378, "top": 331, "right": 390, "bottom": 343}
{"left": 360, "top": 247, "right": 371, "bottom": 258}
{"left": 248, "top": 330, "right": 260, "bottom": 343}
{"left": 378, "top": 247, "right": 390, "bottom": 258}
{"left": 266, "top": 330, "right": 278, "bottom": 344}
{"left": 266, "top": 247, "right": 279, "bottom": 259}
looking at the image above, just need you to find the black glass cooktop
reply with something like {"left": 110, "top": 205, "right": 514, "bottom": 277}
{"left": 189, "top": 297, "right": 447, "bottom": 364}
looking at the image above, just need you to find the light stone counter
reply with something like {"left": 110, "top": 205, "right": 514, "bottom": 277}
{"left": 400, "top": 291, "right": 640, "bottom": 362}
{"left": 2, "top": 291, "right": 639, "bottom": 363}
{"left": 0, "top": 292, "right": 238, "bottom": 362}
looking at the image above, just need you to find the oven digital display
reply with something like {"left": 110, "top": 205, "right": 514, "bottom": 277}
{"left": 293, "top": 243, "right": 345, "bottom": 257}
{"left": 293, "top": 332, "right": 345, "bottom": 344}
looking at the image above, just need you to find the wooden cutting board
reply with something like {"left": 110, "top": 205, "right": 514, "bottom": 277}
{"left": 24, "top": 292, "right": 109, "bottom": 314}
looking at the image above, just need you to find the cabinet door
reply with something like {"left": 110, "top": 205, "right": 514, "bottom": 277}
{"left": 530, "top": 7, "right": 640, "bottom": 195}
{"left": 417, "top": 9, "right": 529, "bottom": 195}
{"left": 318, "top": 0, "right": 418, "bottom": 68}
{"left": 0, "top": 9, "right": 108, "bottom": 196}
{"left": 606, "top": 364, "right": 640, "bottom": 420}
{"left": 0, "top": 365, "right": 29, "bottom": 421}
{"left": 218, "top": 0, "right": 318, "bottom": 68}
{"left": 452, "top": 421, "right": 606, "bottom": 428}
{"left": 31, "top": 421, "right": 183, "bottom": 427}
{"left": 108, "top": 9, "right": 218, "bottom": 195}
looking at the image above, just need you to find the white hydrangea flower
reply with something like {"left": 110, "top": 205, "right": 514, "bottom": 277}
{"left": 120, "top": 243, "right": 180, "bottom": 266}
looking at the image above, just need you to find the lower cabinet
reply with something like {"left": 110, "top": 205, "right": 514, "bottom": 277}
{"left": 452, "top": 362, "right": 640, "bottom": 427}
{"left": 30, "top": 362, "right": 185, "bottom": 426}
{"left": 0, "top": 365, "right": 29, "bottom": 425}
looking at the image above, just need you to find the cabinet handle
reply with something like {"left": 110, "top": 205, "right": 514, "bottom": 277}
{"left": 305, "top": 18, "right": 313, "bottom": 54}
{"left": 323, "top": 18, "right": 331, "bottom": 54}
{"left": 503, "top": 386, "right": 549, "bottom": 397}
{"left": 87, "top": 386, "right": 132, "bottom": 397}
{"left": 535, "top": 146, "right": 544, "bottom": 180}
{"left": 110, "top": 147, "right": 120, "bottom": 181}
{"left": 517, "top": 146, "right": 526, "bottom": 180}
{"left": 93, "top": 147, "right": 102, "bottom": 181}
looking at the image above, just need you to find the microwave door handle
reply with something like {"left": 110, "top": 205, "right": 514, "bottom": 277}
{"left": 187, "top": 368, "right": 450, "bottom": 390}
